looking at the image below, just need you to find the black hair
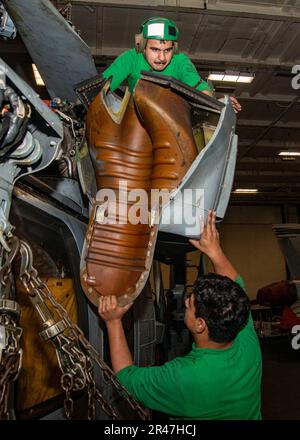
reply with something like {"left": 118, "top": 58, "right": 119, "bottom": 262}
{"left": 145, "top": 40, "right": 174, "bottom": 46}
{"left": 193, "top": 273, "right": 250, "bottom": 343}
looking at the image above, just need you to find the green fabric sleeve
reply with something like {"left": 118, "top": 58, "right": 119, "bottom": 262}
{"left": 102, "top": 49, "right": 134, "bottom": 92}
{"left": 178, "top": 54, "right": 212, "bottom": 92}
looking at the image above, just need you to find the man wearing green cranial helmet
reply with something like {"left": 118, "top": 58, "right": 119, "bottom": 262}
{"left": 102, "top": 16, "right": 213, "bottom": 96}
{"left": 102, "top": 17, "right": 241, "bottom": 112}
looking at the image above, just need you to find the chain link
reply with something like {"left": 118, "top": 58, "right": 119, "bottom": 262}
{"left": 41, "top": 284, "right": 149, "bottom": 419}
{"left": 17, "top": 239, "right": 150, "bottom": 420}
{"left": 87, "top": 383, "right": 96, "bottom": 420}
{"left": 0, "top": 236, "right": 23, "bottom": 420}
{"left": 0, "top": 233, "right": 150, "bottom": 420}
{"left": 61, "top": 373, "right": 74, "bottom": 419}
{"left": 0, "top": 352, "right": 21, "bottom": 419}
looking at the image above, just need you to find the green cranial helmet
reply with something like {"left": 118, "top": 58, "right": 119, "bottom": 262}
{"left": 135, "top": 17, "right": 180, "bottom": 52}
{"left": 140, "top": 17, "right": 179, "bottom": 41}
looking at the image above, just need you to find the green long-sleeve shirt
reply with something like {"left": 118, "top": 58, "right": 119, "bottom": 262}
{"left": 117, "top": 276, "right": 262, "bottom": 419}
{"left": 102, "top": 48, "right": 212, "bottom": 94}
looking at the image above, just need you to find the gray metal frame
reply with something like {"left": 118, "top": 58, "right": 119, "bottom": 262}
{"left": 159, "top": 95, "right": 237, "bottom": 237}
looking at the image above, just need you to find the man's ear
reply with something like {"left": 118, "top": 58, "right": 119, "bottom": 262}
{"left": 195, "top": 317, "right": 206, "bottom": 334}
{"left": 135, "top": 33, "right": 146, "bottom": 52}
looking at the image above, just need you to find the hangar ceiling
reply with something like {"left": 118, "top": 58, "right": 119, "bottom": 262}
{"left": 1, "top": 0, "right": 300, "bottom": 205}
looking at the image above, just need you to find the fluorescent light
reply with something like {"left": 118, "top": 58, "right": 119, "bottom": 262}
{"left": 278, "top": 151, "right": 300, "bottom": 156}
{"left": 208, "top": 72, "right": 254, "bottom": 83}
{"left": 207, "top": 73, "right": 225, "bottom": 81}
{"left": 280, "top": 156, "right": 296, "bottom": 161}
{"left": 32, "top": 64, "right": 45, "bottom": 86}
{"left": 233, "top": 189, "right": 258, "bottom": 194}
{"left": 237, "top": 74, "right": 255, "bottom": 83}
{"left": 223, "top": 74, "right": 239, "bottom": 82}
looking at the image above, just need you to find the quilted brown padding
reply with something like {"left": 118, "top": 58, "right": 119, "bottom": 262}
{"left": 134, "top": 79, "right": 198, "bottom": 190}
{"left": 80, "top": 80, "right": 197, "bottom": 306}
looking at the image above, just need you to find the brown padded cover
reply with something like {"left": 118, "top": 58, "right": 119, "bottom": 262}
{"left": 134, "top": 80, "right": 198, "bottom": 189}
{"left": 81, "top": 80, "right": 198, "bottom": 306}
{"left": 81, "top": 93, "right": 154, "bottom": 306}
{"left": 16, "top": 278, "right": 78, "bottom": 413}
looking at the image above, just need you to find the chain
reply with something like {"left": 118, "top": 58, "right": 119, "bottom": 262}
{"left": 87, "top": 376, "right": 96, "bottom": 420}
{"left": 0, "top": 351, "right": 21, "bottom": 419}
{"left": 61, "top": 373, "right": 74, "bottom": 419}
{"left": 18, "top": 239, "right": 149, "bottom": 420}
{"left": 41, "top": 283, "right": 149, "bottom": 419}
{"left": 0, "top": 236, "right": 23, "bottom": 420}
{"left": 0, "top": 236, "right": 20, "bottom": 285}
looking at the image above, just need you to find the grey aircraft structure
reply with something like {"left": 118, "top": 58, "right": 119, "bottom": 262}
{"left": 0, "top": 0, "right": 238, "bottom": 420}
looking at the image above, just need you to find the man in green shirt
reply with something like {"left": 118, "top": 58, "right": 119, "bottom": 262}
{"left": 102, "top": 17, "right": 241, "bottom": 113}
{"left": 98, "top": 211, "right": 262, "bottom": 419}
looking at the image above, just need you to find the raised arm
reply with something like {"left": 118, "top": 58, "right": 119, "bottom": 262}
{"left": 98, "top": 296, "right": 133, "bottom": 373}
{"left": 190, "top": 210, "right": 238, "bottom": 281}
